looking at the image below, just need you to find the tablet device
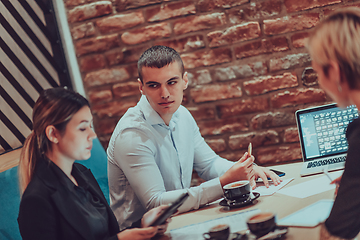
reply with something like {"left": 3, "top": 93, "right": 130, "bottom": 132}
{"left": 150, "top": 192, "right": 189, "bottom": 226}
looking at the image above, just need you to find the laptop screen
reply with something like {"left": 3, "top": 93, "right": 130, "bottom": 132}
{"left": 296, "top": 104, "right": 359, "bottom": 161}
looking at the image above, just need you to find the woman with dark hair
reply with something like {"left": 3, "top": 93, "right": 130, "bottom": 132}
{"left": 18, "top": 87, "right": 168, "bottom": 240}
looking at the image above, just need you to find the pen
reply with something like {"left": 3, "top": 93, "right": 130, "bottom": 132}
{"left": 323, "top": 168, "right": 332, "bottom": 182}
{"left": 248, "top": 142, "right": 252, "bottom": 156}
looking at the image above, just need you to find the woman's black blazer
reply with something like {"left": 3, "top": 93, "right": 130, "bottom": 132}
{"left": 18, "top": 160, "right": 120, "bottom": 240}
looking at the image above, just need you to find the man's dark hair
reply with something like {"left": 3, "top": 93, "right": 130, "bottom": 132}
{"left": 137, "top": 45, "right": 185, "bottom": 82}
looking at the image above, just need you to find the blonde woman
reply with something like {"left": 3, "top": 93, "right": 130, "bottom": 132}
{"left": 18, "top": 87, "right": 168, "bottom": 240}
{"left": 307, "top": 8, "right": 360, "bottom": 240}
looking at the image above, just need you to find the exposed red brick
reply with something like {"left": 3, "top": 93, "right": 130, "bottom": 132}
{"left": 67, "top": 1, "right": 112, "bottom": 23}
{"left": 256, "top": 144, "right": 302, "bottom": 164}
{"left": 94, "top": 118, "right": 119, "bottom": 136}
{"left": 98, "top": 135, "right": 111, "bottom": 150}
{"left": 146, "top": 1, "right": 196, "bottom": 22}
{"left": 205, "top": 139, "right": 227, "bottom": 153}
{"left": 302, "top": 67, "right": 318, "bottom": 86}
{"left": 324, "top": 4, "right": 360, "bottom": 16}
{"left": 75, "top": 34, "right": 119, "bottom": 57}
{"left": 79, "top": 54, "right": 106, "bottom": 72}
{"left": 214, "top": 62, "right": 267, "bottom": 81}
{"left": 156, "top": 35, "right": 205, "bottom": 53}
{"left": 63, "top": 0, "right": 351, "bottom": 170}
{"left": 96, "top": 12, "right": 144, "bottom": 33}
{"left": 181, "top": 48, "right": 232, "bottom": 69}
{"left": 229, "top": 130, "right": 279, "bottom": 150}
{"left": 92, "top": 100, "right": 137, "bottom": 118}
{"left": 264, "top": 13, "right": 320, "bottom": 35}
{"left": 284, "top": 0, "right": 341, "bottom": 13}
{"left": 127, "top": 63, "right": 138, "bottom": 78}
{"left": 207, "top": 22, "right": 260, "bottom": 47}
{"left": 228, "top": 0, "right": 282, "bottom": 24}
{"left": 269, "top": 53, "right": 311, "bottom": 72}
{"left": 243, "top": 72, "right": 298, "bottom": 96}
{"left": 190, "top": 83, "right": 242, "bottom": 103}
{"left": 113, "top": 82, "right": 140, "bottom": 98}
{"left": 88, "top": 89, "right": 112, "bottom": 103}
{"left": 235, "top": 37, "right": 289, "bottom": 59}
{"left": 271, "top": 88, "right": 327, "bottom": 108}
{"left": 284, "top": 127, "right": 299, "bottom": 143}
{"left": 196, "top": 0, "right": 248, "bottom": 12}
{"left": 71, "top": 22, "right": 96, "bottom": 40}
{"left": 105, "top": 45, "right": 150, "bottom": 66}
{"left": 291, "top": 32, "right": 309, "bottom": 48}
{"left": 219, "top": 152, "right": 241, "bottom": 162}
{"left": 121, "top": 23, "right": 171, "bottom": 45}
{"left": 198, "top": 117, "right": 249, "bottom": 136}
{"left": 188, "top": 106, "right": 216, "bottom": 121}
{"left": 187, "top": 70, "right": 212, "bottom": 86}
{"left": 173, "top": 13, "right": 226, "bottom": 35}
{"left": 217, "top": 98, "right": 269, "bottom": 118}
{"left": 114, "top": 0, "right": 162, "bottom": 11}
{"left": 251, "top": 112, "right": 296, "bottom": 130}
{"left": 84, "top": 67, "right": 130, "bottom": 87}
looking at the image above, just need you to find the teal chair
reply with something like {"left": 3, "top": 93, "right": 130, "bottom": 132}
{"left": 0, "top": 139, "right": 109, "bottom": 240}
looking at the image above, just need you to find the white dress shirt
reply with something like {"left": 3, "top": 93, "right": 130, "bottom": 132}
{"left": 107, "top": 95, "right": 234, "bottom": 230}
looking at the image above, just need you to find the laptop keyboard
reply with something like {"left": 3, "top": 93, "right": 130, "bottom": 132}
{"left": 314, "top": 108, "right": 358, "bottom": 156}
{"left": 307, "top": 155, "right": 346, "bottom": 169}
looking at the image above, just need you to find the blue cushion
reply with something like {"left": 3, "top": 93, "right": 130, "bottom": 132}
{"left": 0, "top": 166, "right": 21, "bottom": 240}
{"left": 0, "top": 138, "right": 109, "bottom": 240}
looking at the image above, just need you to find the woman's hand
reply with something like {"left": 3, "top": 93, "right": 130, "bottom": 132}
{"left": 117, "top": 205, "right": 171, "bottom": 240}
{"left": 142, "top": 205, "right": 170, "bottom": 233}
{"left": 330, "top": 176, "right": 342, "bottom": 195}
{"left": 252, "top": 166, "right": 282, "bottom": 189}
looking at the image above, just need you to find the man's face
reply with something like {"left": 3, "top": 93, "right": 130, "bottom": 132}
{"left": 139, "top": 61, "right": 188, "bottom": 125}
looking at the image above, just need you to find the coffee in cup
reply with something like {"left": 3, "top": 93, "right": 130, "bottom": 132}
{"left": 246, "top": 212, "right": 276, "bottom": 238}
{"left": 223, "top": 180, "right": 251, "bottom": 203}
{"left": 203, "top": 224, "right": 230, "bottom": 240}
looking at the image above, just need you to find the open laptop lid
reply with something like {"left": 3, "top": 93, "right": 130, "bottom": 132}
{"left": 295, "top": 103, "right": 358, "bottom": 176}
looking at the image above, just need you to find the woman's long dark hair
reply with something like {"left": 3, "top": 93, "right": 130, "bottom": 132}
{"left": 19, "top": 87, "right": 89, "bottom": 193}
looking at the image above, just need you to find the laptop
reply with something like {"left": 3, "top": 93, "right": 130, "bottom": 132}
{"left": 295, "top": 103, "right": 359, "bottom": 176}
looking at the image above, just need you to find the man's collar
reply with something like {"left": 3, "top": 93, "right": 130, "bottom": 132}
{"left": 138, "top": 95, "right": 179, "bottom": 127}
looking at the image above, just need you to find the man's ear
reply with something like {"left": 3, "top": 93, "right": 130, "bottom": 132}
{"left": 183, "top": 72, "right": 189, "bottom": 90}
{"left": 45, "top": 125, "right": 59, "bottom": 144}
{"left": 138, "top": 78, "right": 144, "bottom": 95}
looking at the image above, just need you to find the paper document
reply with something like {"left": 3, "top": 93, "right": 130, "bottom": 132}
{"left": 254, "top": 178, "right": 294, "bottom": 196}
{"left": 170, "top": 209, "right": 260, "bottom": 240}
{"left": 277, "top": 171, "right": 342, "bottom": 198}
{"left": 278, "top": 199, "right": 334, "bottom": 227}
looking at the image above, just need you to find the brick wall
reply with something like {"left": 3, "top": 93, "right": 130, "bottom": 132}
{"left": 64, "top": 0, "right": 360, "bottom": 166}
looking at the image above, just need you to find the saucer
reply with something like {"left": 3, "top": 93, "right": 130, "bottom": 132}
{"left": 219, "top": 192, "right": 260, "bottom": 208}
{"left": 229, "top": 232, "right": 243, "bottom": 240}
{"left": 256, "top": 226, "right": 288, "bottom": 240}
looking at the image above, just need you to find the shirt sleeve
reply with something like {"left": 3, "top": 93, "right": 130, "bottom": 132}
{"left": 325, "top": 124, "right": 360, "bottom": 239}
{"left": 113, "top": 129, "right": 226, "bottom": 214}
{"left": 192, "top": 119, "right": 235, "bottom": 181}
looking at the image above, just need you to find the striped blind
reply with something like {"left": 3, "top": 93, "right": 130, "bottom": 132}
{"left": 0, "top": 0, "right": 72, "bottom": 154}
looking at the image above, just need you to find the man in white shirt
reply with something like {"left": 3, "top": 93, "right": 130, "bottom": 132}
{"left": 107, "top": 45, "right": 281, "bottom": 230}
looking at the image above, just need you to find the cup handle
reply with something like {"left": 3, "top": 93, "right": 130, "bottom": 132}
{"left": 203, "top": 233, "right": 210, "bottom": 239}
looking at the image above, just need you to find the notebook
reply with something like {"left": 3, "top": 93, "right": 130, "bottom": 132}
{"left": 278, "top": 199, "right": 334, "bottom": 227}
{"left": 295, "top": 103, "right": 359, "bottom": 176}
